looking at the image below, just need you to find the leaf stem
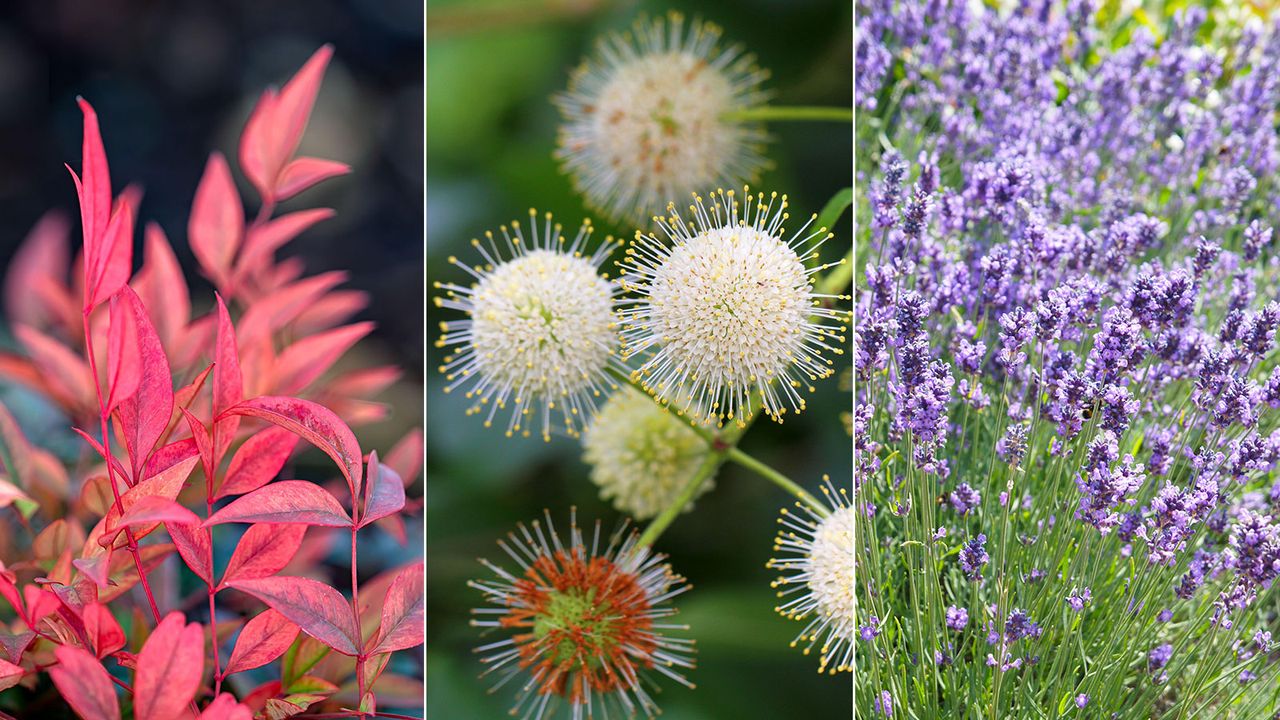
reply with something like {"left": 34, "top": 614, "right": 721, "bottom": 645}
{"left": 725, "top": 447, "right": 829, "bottom": 516}
{"left": 724, "top": 105, "right": 853, "bottom": 123}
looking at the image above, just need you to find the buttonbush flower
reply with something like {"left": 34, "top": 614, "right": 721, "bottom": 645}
{"left": 768, "top": 478, "right": 853, "bottom": 673}
{"left": 581, "top": 385, "right": 713, "bottom": 519}
{"left": 620, "top": 187, "right": 847, "bottom": 425}
{"left": 555, "top": 12, "right": 769, "bottom": 225}
{"left": 436, "top": 211, "right": 624, "bottom": 440}
{"left": 470, "top": 511, "right": 695, "bottom": 719}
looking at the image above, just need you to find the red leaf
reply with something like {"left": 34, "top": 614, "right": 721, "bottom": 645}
{"left": 216, "top": 427, "right": 299, "bottom": 500}
{"left": 85, "top": 188, "right": 138, "bottom": 312}
{"left": 385, "top": 428, "right": 423, "bottom": 486}
{"left": 239, "top": 46, "right": 333, "bottom": 201}
{"left": 0, "top": 630, "right": 34, "bottom": 664}
{"left": 132, "top": 223, "right": 191, "bottom": 354}
{"left": 72, "top": 99, "right": 112, "bottom": 267}
{"left": 14, "top": 324, "right": 95, "bottom": 410}
{"left": 199, "top": 693, "right": 254, "bottom": 720}
{"left": 220, "top": 397, "right": 361, "bottom": 499}
{"left": 134, "top": 612, "right": 204, "bottom": 720}
{"left": 223, "top": 608, "right": 299, "bottom": 675}
{"left": 49, "top": 644, "right": 120, "bottom": 720}
{"left": 114, "top": 286, "right": 174, "bottom": 475}
{"left": 235, "top": 209, "right": 333, "bottom": 282}
{"left": 213, "top": 295, "right": 243, "bottom": 459}
{"left": 220, "top": 523, "right": 306, "bottom": 588}
{"left": 371, "top": 560, "right": 423, "bottom": 655}
{"left": 359, "top": 453, "right": 404, "bottom": 528}
{"left": 105, "top": 290, "right": 142, "bottom": 414}
{"left": 109, "top": 496, "right": 199, "bottom": 534}
{"left": 226, "top": 575, "right": 359, "bottom": 656}
{"left": 189, "top": 153, "right": 244, "bottom": 293}
{"left": 271, "top": 322, "right": 373, "bottom": 395}
{"left": 143, "top": 438, "right": 199, "bottom": 481}
{"left": 83, "top": 602, "right": 126, "bottom": 658}
{"left": 98, "top": 455, "right": 199, "bottom": 549}
{"left": 181, "top": 408, "right": 215, "bottom": 494}
{"left": 205, "top": 481, "right": 350, "bottom": 528}
{"left": 0, "top": 658, "right": 22, "bottom": 692}
{"left": 167, "top": 520, "right": 212, "bottom": 586}
{"left": 4, "top": 210, "right": 70, "bottom": 329}
{"left": 273, "top": 157, "right": 349, "bottom": 201}
{"left": 235, "top": 272, "right": 346, "bottom": 345}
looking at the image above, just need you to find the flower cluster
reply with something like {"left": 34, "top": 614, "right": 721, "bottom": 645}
{"left": 857, "top": 2, "right": 1280, "bottom": 716}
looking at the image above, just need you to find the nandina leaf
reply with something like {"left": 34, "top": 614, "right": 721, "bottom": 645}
{"left": 385, "top": 428, "right": 423, "bottom": 486}
{"left": 273, "top": 157, "right": 349, "bottom": 201}
{"left": 143, "top": 437, "right": 199, "bottom": 481}
{"left": 261, "top": 698, "right": 307, "bottom": 719}
{"left": 370, "top": 560, "right": 423, "bottom": 655}
{"left": 213, "top": 295, "right": 243, "bottom": 459}
{"left": 72, "top": 99, "right": 112, "bottom": 267}
{"left": 132, "top": 223, "right": 190, "bottom": 354}
{"left": 293, "top": 290, "right": 368, "bottom": 335}
{"left": 0, "top": 630, "right": 33, "bottom": 664}
{"left": 227, "top": 575, "right": 360, "bottom": 656}
{"left": 189, "top": 153, "right": 244, "bottom": 293}
{"left": 97, "top": 455, "right": 199, "bottom": 549}
{"left": 14, "top": 324, "right": 95, "bottom": 410}
{"left": 359, "top": 453, "right": 404, "bottom": 528}
{"left": 72, "top": 550, "right": 113, "bottom": 589}
{"left": 105, "top": 288, "right": 142, "bottom": 414}
{"left": 235, "top": 208, "right": 333, "bottom": 282}
{"left": 220, "top": 397, "right": 362, "bottom": 499}
{"left": 83, "top": 602, "right": 125, "bottom": 658}
{"left": 4, "top": 210, "right": 70, "bottom": 329}
{"left": 235, "top": 272, "right": 347, "bottom": 344}
{"left": 220, "top": 523, "right": 306, "bottom": 588}
{"left": 216, "top": 427, "right": 299, "bottom": 500}
{"left": 85, "top": 188, "right": 138, "bottom": 312}
{"left": 50, "top": 645, "right": 119, "bottom": 720}
{"left": 113, "top": 286, "right": 174, "bottom": 476}
{"left": 166, "top": 519, "right": 212, "bottom": 586}
{"left": 199, "top": 693, "right": 254, "bottom": 720}
{"left": 223, "top": 608, "right": 300, "bottom": 675}
{"left": 134, "top": 612, "right": 204, "bottom": 720}
{"left": 180, "top": 408, "right": 216, "bottom": 494}
{"left": 239, "top": 46, "right": 333, "bottom": 201}
{"left": 0, "top": 657, "right": 22, "bottom": 691}
{"left": 271, "top": 322, "right": 373, "bottom": 395}
{"left": 281, "top": 635, "right": 328, "bottom": 687}
{"left": 205, "top": 481, "right": 351, "bottom": 527}
{"left": 108, "top": 496, "right": 199, "bottom": 537}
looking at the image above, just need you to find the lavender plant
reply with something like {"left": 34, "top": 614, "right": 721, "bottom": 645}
{"left": 856, "top": 2, "right": 1280, "bottom": 717}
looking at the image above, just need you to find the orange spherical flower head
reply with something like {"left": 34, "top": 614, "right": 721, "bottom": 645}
{"left": 471, "top": 510, "right": 696, "bottom": 719}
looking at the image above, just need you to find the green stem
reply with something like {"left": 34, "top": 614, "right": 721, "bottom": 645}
{"left": 636, "top": 446, "right": 729, "bottom": 548}
{"left": 725, "top": 447, "right": 829, "bottom": 516}
{"left": 725, "top": 105, "right": 853, "bottom": 123}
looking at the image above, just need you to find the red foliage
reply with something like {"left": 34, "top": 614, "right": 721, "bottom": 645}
{"left": 0, "top": 46, "right": 422, "bottom": 718}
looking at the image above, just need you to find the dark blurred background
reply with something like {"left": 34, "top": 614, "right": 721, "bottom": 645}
{"left": 0, "top": 0, "right": 424, "bottom": 381}
{"left": 426, "top": 0, "right": 853, "bottom": 716}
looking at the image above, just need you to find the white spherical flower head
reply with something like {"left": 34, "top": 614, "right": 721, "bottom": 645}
{"left": 768, "top": 477, "right": 853, "bottom": 674}
{"left": 582, "top": 385, "right": 713, "bottom": 520}
{"left": 555, "top": 12, "right": 769, "bottom": 225}
{"left": 620, "top": 188, "right": 848, "bottom": 426}
{"left": 435, "top": 211, "right": 623, "bottom": 440}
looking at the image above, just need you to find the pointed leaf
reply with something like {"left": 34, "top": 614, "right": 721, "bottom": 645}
{"left": 0, "top": 658, "right": 22, "bottom": 691}
{"left": 73, "top": 98, "right": 112, "bottom": 263}
{"left": 271, "top": 322, "right": 372, "bottom": 395}
{"left": 223, "top": 608, "right": 299, "bottom": 675}
{"left": 105, "top": 290, "right": 142, "bottom": 413}
{"left": 5, "top": 210, "right": 70, "bottom": 329}
{"left": 109, "top": 496, "right": 199, "bottom": 534}
{"left": 85, "top": 189, "right": 137, "bottom": 311}
{"left": 273, "top": 157, "right": 349, "bottom": 201}
{"left": 235, "top": 209, "right": 333, "bottom": 281}
{"left": 167, "top": 520, "right": 212, "bottom": 586}
{"left": 180, "top": 408, "right": 215, "bottom": 494}
{"left": 359, "top": 454, "right": 404, "bottom": 528}
{"left": 205, "top": 481, "right": 350, "bottom": 527}
{"left": 132, "top": 223, "right": 190, "bottom": 353}
{"left": 113, "top": 286, "right": 174, "bottom": 472}
{"left": 385, "top": 428, "right": 423, "bottom": 486}
{"left": 213, "top": 295, "right": 243, "bottom": 459}
{"left": 83, "top": 602, "right": 126, "bottom": 658}
{"left": 216, "top": 427, "right": 298, "bottom": 499}
{"left": 0, "top": 630, "right": 33, "bottom": 664}
{"left": 143, "top": 438, "right": 199, "bottom": 481}
{"left": 14, "top": 324, "right": 94, "bottom": 409}
{"left": 236, "top": 271, "right": 346, "bottom": 344}
{"left": 189, "top": 153, "right": 243, "bottom": 293}
{"left": 50, "top": 644, "right": 120, "bottom": 720}
{"left": 371, "top": 560, "right": 423, "bottom": 655}
{"left": 199, "top": 693, "right": 253, "bottom": 720}
{"left": 221, "top": 397, "right": 361, "bottom": 498}
{"left": 220, "top": 523, "right": 306, "bottom": 588}
{"left": 134, "top": 612, "right": 203, "bottom": 720}
{"left": 227, "top": 576, "right": 359, "bottom": 656}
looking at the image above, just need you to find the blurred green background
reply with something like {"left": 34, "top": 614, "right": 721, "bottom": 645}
{"left": 425, "top": 0, "right": 852, "bottom": 716}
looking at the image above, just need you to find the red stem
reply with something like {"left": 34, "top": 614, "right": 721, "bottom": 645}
{"left": 207, "top": 422, "right": 223, "bottom": 696}
{"left": 351, "top": 523, "right": 367, "bottom": 707}
{"left": 82, "top": 312, "right": 162, "bottom": 624}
